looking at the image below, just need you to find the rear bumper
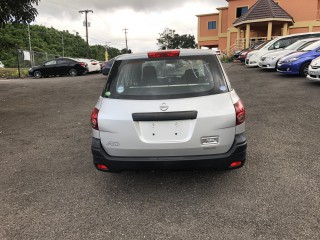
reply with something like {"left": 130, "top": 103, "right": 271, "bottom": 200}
{"left": 91, "top": 134, "right": 247, "bottom": 172}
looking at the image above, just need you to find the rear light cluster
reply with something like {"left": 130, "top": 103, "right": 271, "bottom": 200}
{"left": 148, "top": 50, "right": 180, "bottom": 58}
{"left": 91, "top": 108, "right": 99, "bottom": 130}
{"left": 79, "top": 62, "right": 86, "bottom": 67}
{"left": 234, "top": 99, "right": 245, "bottom": 125}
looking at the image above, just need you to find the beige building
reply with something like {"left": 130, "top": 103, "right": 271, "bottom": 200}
{"left": 197, "top": 0, "right": 320, "bottom": 54}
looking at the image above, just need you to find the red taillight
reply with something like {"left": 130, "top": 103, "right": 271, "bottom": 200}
{"left": 97, "top": 164, "right": 108, "bottom": 171}
{"left": 91, "top": 108, "right": 99, "bottom": 130}
{"left": 234, "top": 99, "right": 245, "bottom": 125}
{"left": 148, "top": 50, "right": 180, "bottom": 58}
{"left": 229, "top": 161, "right": 242, "bottom": 168}
{"left": 91, "top": 62, "right": 97, "bottom": 65}
{"left": 79, "top": 62, "right": 86, "bottom": 67}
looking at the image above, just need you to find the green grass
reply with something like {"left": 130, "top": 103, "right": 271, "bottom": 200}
{"left": 0, "top": 68, "right": 29, "bottom": 79}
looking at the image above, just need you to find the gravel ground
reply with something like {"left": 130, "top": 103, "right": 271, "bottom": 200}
{"left": 0, "top": 65, "right": 319, "bottom": 240}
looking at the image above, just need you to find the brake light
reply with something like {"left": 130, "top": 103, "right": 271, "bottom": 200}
{"left": 148, "top": 50, "right": 180, "bottom": 58}
{"left": 91, "top": 108, "right": 99, "bottom": 130}
{"left": 91, "top": 62, "right": 97, "bottom": 65}
{"left": 234, "top": 99, "right": 245, "bottom": 125}
{"left": 79, "top": 62, "right": 86, "bottom": 67}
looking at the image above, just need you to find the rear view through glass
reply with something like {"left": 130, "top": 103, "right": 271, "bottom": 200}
{"left": 106, "top": 55, "right": 228, "bottom": 100}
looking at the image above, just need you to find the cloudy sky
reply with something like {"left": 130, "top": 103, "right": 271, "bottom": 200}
{"left": 33, "top": 0, "right": 227, "bottom": 52}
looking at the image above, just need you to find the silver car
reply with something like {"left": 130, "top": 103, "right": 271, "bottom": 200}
{"left": 307, "top": 56, "right": 320, "bottom": 81}
{"left": 259, "top": 38, "right": 319, "bottom": 69}
{"left": 246, "top": 32, "right": 320, "bottom": 67}
{"left": 91, "top": 50, "right": 246, "bottom": 172}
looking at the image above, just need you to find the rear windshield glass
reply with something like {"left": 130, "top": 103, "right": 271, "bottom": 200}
{"left": 104, "top": 55, "right": 228, "bottom": 100}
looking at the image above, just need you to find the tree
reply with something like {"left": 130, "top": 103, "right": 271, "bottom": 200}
{"left": 107, "top": 47, "right": 121, "bottom": 59}
{"left": 157, "top": 28, "right": 197, "bottom": 50}
{"left": 0, "top": 0, "right": 40, "bottom": 27}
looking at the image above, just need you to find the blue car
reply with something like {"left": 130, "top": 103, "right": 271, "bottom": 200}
{"left": 277, "top": 40, "right": 320, "bottom": 76}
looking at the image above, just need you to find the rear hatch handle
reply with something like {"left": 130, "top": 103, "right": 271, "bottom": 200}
{"left": 132, "top": 111, "right": 198, "bottom": 121}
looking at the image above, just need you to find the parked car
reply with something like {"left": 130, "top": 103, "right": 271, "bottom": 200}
{"left": 238, "top": 41, "right": 269, "bottom": 62}
{"left": 77, "top": 58, "right": 101, "bottom": 73}
{"left": 213, "top": 48, "right": 222, "bottom": 56}
{"left": 307, "top": 56, "right": 320, "bottom": 81}
{"left": 29, "top": 57, "right": 88, "bottom": 78}
{"left": 259, "top": 38, "right": 319, "bottom": 69}
{"left": 246, "top": 32, "right": 320, "bottom": 67}
{"left": 0, "top": 61, "right": 4, "bottom": 68}
{"left": 91, "top": 49, "right": 247, "bottom": 172}
{"left": 277, "top": 40, "right": 320, "bottom": 76}
{"left": 101, "top": 58, "right": 115, "bottom": 76}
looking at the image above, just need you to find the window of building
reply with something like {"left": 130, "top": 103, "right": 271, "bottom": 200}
{"left": 208, "top": 21, "right": 216, "bottom": 30}
{"left": 236, "top": 6, "right": 248, "bottom": 18}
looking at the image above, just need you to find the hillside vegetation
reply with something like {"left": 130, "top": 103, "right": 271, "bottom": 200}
{"left": 0, "top": 24, "right": 123, "bottom": 68}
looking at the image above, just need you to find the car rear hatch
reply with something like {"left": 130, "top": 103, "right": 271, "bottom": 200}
{"left": 98, "top": 51, "right": 236, "bottom": 157}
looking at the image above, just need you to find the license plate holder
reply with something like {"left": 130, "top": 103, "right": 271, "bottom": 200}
{"left": 139, "top": 120, "right": 191, "bottom": 142}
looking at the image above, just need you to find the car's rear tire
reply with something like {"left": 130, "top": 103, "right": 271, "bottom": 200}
{"left": 69, "top": 68, "right": 77, "bottom": 76}
{"left": 300, "top": 62, "right": 311, "bottom": 77}
{"left": 33, "top": 71, "right": 42, "bottom": 78}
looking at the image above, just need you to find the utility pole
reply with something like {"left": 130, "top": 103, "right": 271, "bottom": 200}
{"left": 15, "top": 44, "right": 21, "bottom": 78}
{"left": 79, "top": 9, "right": 93, "bottom": 57}
{"left": 122, "top": 28, "right": 128, "bottom": 51}
{"left": 27, "top": 24, "right": 33, "bottom": 67}
{"left": 104, "top": 42, "right": 111, "bottom": 61}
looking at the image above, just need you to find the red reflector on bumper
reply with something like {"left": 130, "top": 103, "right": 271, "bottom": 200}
{"left": 97, "top": 164, "right": 108, "bottom": 170}
{"left": 229, "top": 161, "right": 242, "bottom": 168}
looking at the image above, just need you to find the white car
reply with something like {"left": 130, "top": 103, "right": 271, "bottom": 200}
{"left": 245, "top": 32, "right": 320, "bottom": 67}
{"left": 258, "top": 38, "right": 319, "bottom": 69}
{"left": 0, "top": 61, "right": 4, "bottom": 68}
{"left": 212, "top": 48, "right": 222, "bottom": 56}
{"left": 307, "top": 56, "right": 320, "bottom": 82}
{"left": 77, "top": 58, "right": 101, "bottom": 72}
{"left": 90, "top": 49, "right": 247, "bottom": 172}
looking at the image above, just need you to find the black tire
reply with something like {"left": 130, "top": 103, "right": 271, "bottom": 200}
{"left": 300, "top": 62, "right": 311, "bottom": 77}
{"left": 33, "top": 70, "right": 42, "bottom": 78}
{"left": 69, "top": 68, "right": 77, "bottom": 76}
{"left": 275, "top": 59, "right": 280, "bottom": 71}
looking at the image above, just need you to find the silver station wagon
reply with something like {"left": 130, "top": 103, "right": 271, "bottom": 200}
{"left": 91, "top": 49, "right": 246, "bottom": 172}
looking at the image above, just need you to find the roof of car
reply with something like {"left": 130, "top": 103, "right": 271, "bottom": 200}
{"left": 115, "top": 49, "right": 217, "bottom": 60}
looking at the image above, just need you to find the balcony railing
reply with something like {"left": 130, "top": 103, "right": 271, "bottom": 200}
{"left": 235, "top": 36, "right": 278, "bottom": 51}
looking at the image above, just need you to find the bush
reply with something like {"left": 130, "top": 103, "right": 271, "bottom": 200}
{"left": 220, "top": 54, "right": 234, "bottom": 63}
{"left": 0, "top": 68, "right": 29, "bottom": 78}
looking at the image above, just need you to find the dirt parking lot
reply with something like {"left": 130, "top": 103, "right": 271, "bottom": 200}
{"left": 0, "top": 64, "right": 319, "bottom": 240}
